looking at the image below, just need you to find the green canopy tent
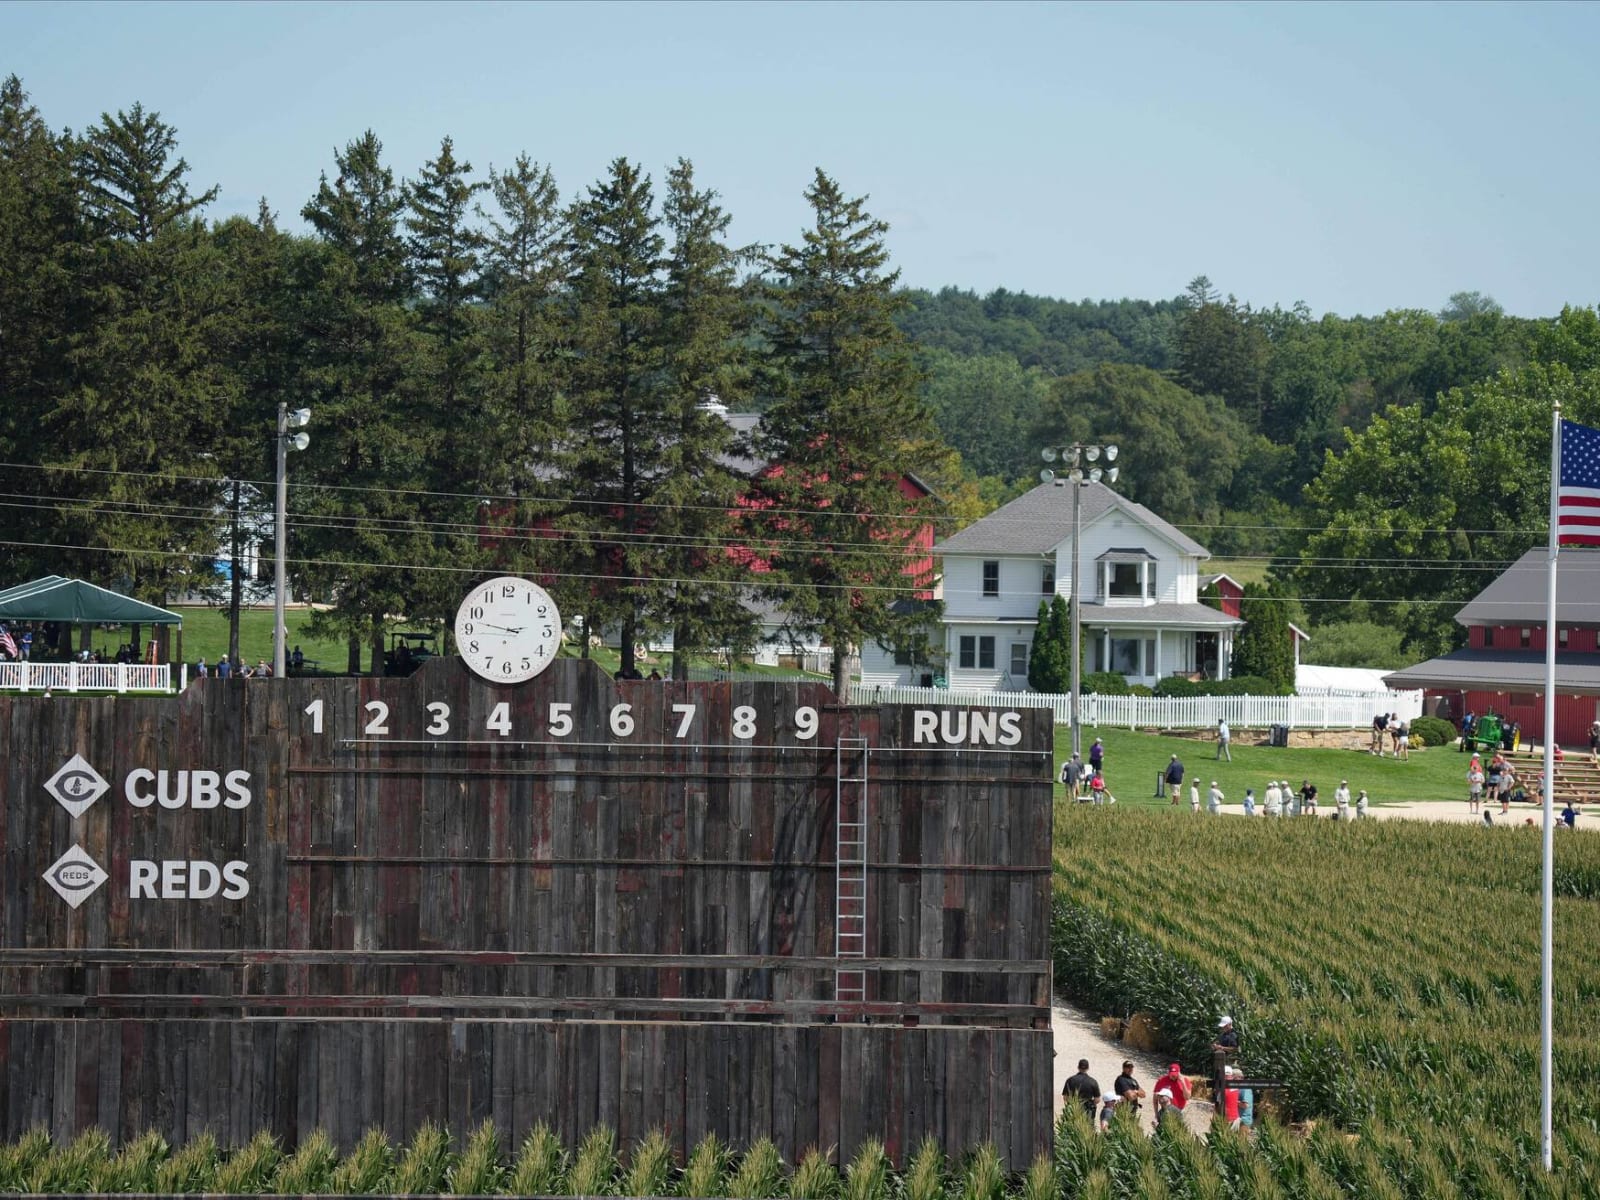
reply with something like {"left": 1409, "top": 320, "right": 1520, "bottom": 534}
{"left": 0, "top": 576, "right": 183, "bottom": 662}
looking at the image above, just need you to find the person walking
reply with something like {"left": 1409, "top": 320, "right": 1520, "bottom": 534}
{"left": 1060, "top": 755, "right": 1081, "bottom": 802}
{"left": 1089, "top": 738, "right": 1104, "bottom": 775}
{"left": 1062, "top": 1059, "right": 1100, "bottom": 1121}
{"left": 1207, "top": 781, "right": 1224, "bottom": 815}
{"left": 1165, "top": 754, "right": 1185, "bottom": 805}
{"left": 1397, "top": 721, "right": 1411, "bottom": 761}
{"left": 1242, "top": 788, "right": 1256, "bottom": 817}
{"left": 1216, "top": 718, "right": 1232, "bottom": 761}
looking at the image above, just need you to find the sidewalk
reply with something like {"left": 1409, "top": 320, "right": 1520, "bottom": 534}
{"left": 1051, "top": 996, "right": 1214, "bottom": 1134}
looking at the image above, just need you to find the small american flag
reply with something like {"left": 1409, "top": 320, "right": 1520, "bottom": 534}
{"left": 0, "top": 626, "right": 15, "bottom": 659}
{"left": 1558, "top": 419, "right": 1600, "bottom": 548}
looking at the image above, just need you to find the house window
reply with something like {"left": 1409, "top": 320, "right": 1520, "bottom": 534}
{"left": 1010, "top": 642, "right": 1029, "bottom": 676}
{"left": 1148, "top": 563, "right": 1157, "bottom": 597}
{"left": 978, "top": 637, "right": 995, "bottom": 669}
{"left": 1108, "top": 563, "right": 1142, "bottom": 598}
{"left": 1521, "top": 628, "right": 1531, "bottom": 649}
{"left": 1144, "top": 638, "right": 1156, "bottom": 676}
{"left": 893, "top": 646, "right": 914, "bottom": 666}
{"left": 982, "top": 561, "right": 1000, "bottom": 597}
{"left": 1110, "top": 638, "right": 1141, "bottom": 675}
{"left": 959, "top": 636, "right": 975, "bottom": 669}
{"left": 1041, "top": 564, "right": 1054, "bottom": 594}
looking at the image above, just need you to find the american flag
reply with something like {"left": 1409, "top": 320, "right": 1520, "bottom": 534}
{"left": 0, "top": 626, "right": 15, "bottom": 659}
{"left": 1558, "top": 419, "right": 1600, "bottom": 548}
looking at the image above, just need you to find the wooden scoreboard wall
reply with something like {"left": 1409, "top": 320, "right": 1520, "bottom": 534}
{"left": 0, "top": 659, "right": 1053, "bottom": 1162}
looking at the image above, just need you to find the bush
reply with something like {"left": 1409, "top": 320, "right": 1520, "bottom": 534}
{"left": 1128, "top": 684, "right": 1153, "bottom": 697}
{"left": 1081, "top": 672, "right": 1130, "bottom": 695}
{"left": 1153, "top": 675, "right": 1201, "bottom": 697}
{"left": 1199, "top": 675, "right": 1290, "bottom": 697}
{"left": 1410, "top": 715, "right": 1457, "bottom": 748}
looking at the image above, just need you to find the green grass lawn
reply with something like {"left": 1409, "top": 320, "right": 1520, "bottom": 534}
{"left": 1204, "top": 557, "right": 1270, "bottom": 586}
{"left": 1053, "top": 724, "right": 1471, "bottom": 806}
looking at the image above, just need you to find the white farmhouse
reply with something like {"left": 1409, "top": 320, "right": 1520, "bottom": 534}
{"left": 862, "top": 481, "right": 1242, "bottom": 690}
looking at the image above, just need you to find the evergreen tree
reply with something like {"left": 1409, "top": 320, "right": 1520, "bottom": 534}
{"left": 404, "top": 137, "right": 491, "bottom": 618}
{"left": 755, "top": 170, "right": 945, "bottom": 695}
{"left": 206, "top": 202, "right": 303, "bottom": 663}
{"left": 297, "top": 131, "right": 430, "bottom": 672}
{"left": 1230, "top": 582, "right": 1295, "bottom": 692}
{"left": 46, "top": 102, "right": 228, "bottom": 605}
{"left": 1028, "top": 593, "right": 1071, "bottom": 694}
{"left": 562, "top": 158, "right": 669, "bottom": 676}
{"left": 0, "top": 75, "right": 82, "bottom": 582}
{"left": 477, "top": 154, "right": 569, "bottom": 580}
{"left": 654, "top": 158, "right": 758, "bottom": 679}
{"left": 74, "top": 101, "right": 217, "bottom": 242}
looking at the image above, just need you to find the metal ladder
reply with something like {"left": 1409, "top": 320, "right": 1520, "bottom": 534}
{"left": 835, "top": 736, "right": 869, "bottom": 1006}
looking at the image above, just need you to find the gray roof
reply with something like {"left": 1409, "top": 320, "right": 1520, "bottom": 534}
{"left": 1078, "top": 601, "right": 1241, "bottom": 629}
{"left": 1385, "top": 649, "right": 1600, "bottom": 694}
{"left": 933, "top": 481, "right": 1209, "bottom": 558}
{"left": 1454, "top": 548, "right": 1600, "bottom": 626}
{"left": 1097, "top": 547, "right": 1156, "bottom": 563}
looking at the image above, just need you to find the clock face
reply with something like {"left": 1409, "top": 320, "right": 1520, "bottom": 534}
{"left": 454, "top": 576, "right": 563, "bottom": 683}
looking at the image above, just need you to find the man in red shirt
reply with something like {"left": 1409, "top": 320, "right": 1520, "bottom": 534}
{"left": 1152, "top": 1062, "right": 1191, "bottom": 1116}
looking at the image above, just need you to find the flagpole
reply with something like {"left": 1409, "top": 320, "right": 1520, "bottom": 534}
{"left": 1541, "top": 400, "right": 1560, "bottom": 1173}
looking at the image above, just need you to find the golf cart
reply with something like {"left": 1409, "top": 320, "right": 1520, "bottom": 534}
{"left": 383, "top": 631, "right": 438, "bottom": 677}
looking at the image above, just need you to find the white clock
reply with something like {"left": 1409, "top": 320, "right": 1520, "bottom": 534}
{"left": 454, "top": 576, "right": 562, "bottom": 683}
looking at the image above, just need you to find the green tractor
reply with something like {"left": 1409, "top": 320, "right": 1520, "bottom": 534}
{"left": 1466, "top": 713, "right": 1507, "bottom": 755}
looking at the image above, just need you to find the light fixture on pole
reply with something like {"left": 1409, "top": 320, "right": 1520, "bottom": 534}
{"left": 274, "top": 403, "right": 311, "bottom": 679}
{"left": 1039, "top": 442, "right": 1122, "bottom": 758}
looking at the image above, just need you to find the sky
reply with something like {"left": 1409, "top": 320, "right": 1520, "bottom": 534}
{"left": 7, "top": 0, "right": 1599, "bottom": 317}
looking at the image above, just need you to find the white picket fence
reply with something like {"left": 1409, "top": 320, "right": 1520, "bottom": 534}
{"left": 0, "top": 661, "right": 173, "bottom": 693}
{"left": 846, "top": 682, "right": 1423, "bottom": 730}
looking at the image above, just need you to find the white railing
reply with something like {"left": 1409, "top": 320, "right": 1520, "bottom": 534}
{"left": 0, "top": 661, "right": 173, "bottom": 693}
{"left": 847, "top": 683, "right": 1423, "bottom": 730}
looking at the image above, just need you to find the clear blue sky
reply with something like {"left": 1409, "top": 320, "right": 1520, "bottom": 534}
{"left": 8, "top": 0, "right": 1597, "bottom": 317}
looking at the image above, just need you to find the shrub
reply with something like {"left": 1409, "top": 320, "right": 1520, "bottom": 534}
{"left": 1129, "top": 684, "right": 1154, "bottom": 697}
{"left": 1082, "top": 671, "right": 1130, "bottom": 695}
{"left": 1154, "top": 676, "right": 1201, "bottom": 697}
{"left": 1409, "top": 716, "right": 1456, "bottom": 748}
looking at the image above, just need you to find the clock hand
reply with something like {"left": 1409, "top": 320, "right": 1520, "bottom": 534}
{"left": 479, "top": 622, "right": 525, "bottom": 634}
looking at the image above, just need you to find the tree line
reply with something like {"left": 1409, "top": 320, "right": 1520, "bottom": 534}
{"left": 0, "top": 76, "right": 949, "bottom": 690}
{"left": 908, "top": 279, "right": 1600, "bottom": 659}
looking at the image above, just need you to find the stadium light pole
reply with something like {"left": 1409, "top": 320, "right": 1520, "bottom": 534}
{"left": 274, "top": 403, "right": 311, "bottom": 679}
{"left": 1040, "top": 443, "right": 1120, "bottom": 758}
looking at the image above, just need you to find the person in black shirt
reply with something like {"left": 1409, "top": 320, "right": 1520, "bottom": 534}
{"left": 1061, "top": 1058, "right": 1099, "bottom": 1120}
{"left": 1113, "top": 1060, "right": 1145, "bottom": 1113}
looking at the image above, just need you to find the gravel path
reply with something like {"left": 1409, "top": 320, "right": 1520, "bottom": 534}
{"left": 1050, "top": 995, "right": 1214, "bottom": 1134}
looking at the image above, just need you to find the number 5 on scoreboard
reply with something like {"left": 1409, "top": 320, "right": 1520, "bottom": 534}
{"left": 672, "top": 704, "right": 696, "bottom": 739}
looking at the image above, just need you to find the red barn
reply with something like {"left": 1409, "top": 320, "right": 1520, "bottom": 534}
{"left": 1384, "top": 549, "right": 1600, "bottom": 747}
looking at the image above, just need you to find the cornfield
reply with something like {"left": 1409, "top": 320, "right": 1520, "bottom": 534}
{"left": 1052, "top": 807, "right": 1600, "bottom": 1196}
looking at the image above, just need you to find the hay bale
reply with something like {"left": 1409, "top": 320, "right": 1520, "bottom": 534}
{"left": 1122, "top": 1011, "right": 1162, "bottom": 1050}
{"left": 1100, "top": 1016, "right": 1124, "bottom": 1039}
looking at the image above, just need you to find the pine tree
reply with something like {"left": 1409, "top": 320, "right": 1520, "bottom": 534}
{"left": 755, "top": 170, "right": 944, "bottom": 695}
{"left": 0, "top": 75, "right": 82, "bottom": 583}
{"left": 206, "top": 202, "right": 303, "bottom": 663}
{"left": 46, "top": 101, "right": 228, "bottom": 605}
{"left": 477, "top": 154, "right": 569, "bottom": 579}
{"left": 654, "top": 159, "right": 758, "bottom": 679}
{"left": 74, "top": 101, "right": 217, "bottom": 242}
{"left": 562, "top": 158, "right": 669, "bottom": 677}
{"left": 297, "top": 131, "right": 431, "bottom": 672}
{"left": 1230, "top": 581, "right": 1295, "bottom": 692}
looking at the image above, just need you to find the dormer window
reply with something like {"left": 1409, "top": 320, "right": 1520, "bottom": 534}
{"left": 1097, "top": 549, "right": 1158, "bottom": 600}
